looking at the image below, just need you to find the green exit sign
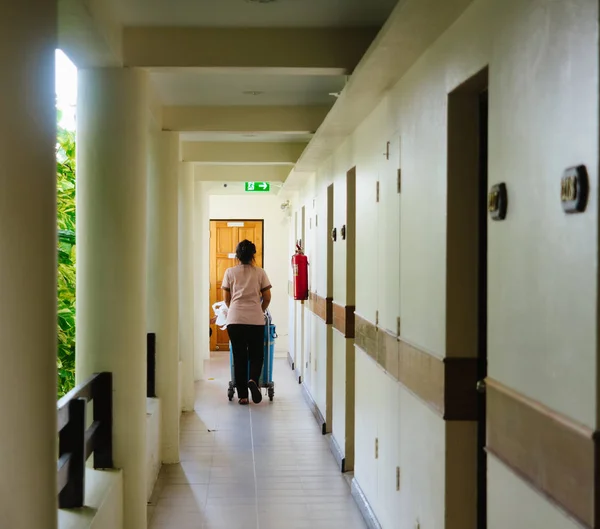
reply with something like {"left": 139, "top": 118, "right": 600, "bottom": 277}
{"left": 245, "top": 182, "right": 270, "bottom": 192}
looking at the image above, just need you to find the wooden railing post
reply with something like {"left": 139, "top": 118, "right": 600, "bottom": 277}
{"left": 58, "top": 398, "right": 86, "bottom": 508}
{"left": 147, "top": 333, "right": 156, "bottom": 398}
{"left": 57, "top": 371, "right": 115, "bottom": 508}
{"left": 93, "top": 372, "right": 113, "bottom": 469}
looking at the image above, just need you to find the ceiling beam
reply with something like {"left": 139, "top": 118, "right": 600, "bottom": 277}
{"left": 123, "top": 27, "right": 379, "bottom": 73}
{"left": 194, "top": 165, "right": 292, "bottom": 183}
{"left": 58, "top": 0, "right": 122, "bottom": 68}
{"left": 182, "top": 142, "right": 307, "bottom": 165}
{"left": 163, "top": 105, "right": 330, "bottom": 133}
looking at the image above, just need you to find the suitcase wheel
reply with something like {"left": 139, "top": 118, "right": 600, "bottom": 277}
{"left": 227, "top": 381, "right": 235, "bottom": 402}
{"left": 268, "top": 386, "right": 274, "bottom": 402}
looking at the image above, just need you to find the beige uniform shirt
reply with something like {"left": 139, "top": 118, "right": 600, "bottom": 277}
{"left": 222, "top": 265, "right": 272, "bottom": 325}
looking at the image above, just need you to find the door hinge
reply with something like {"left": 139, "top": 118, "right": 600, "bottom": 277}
{"left": 397, "top": 317, "right": 401, "bottom": 337}
{"left": 376, "top": 181, "right": 380, "bottom": 203}
{"left": 396, "top": 467, "right": 401, "bottom": 491}
{"left": 397, "top": 168, "right": 402, "bottom": 194}
{"left": 375, "top": 310, "right": 379, "bottom": 326}
{"left": 375, "top": 438, "right": 379, "bottom": 459}
{"left": 383, "top": 141, "right": 390, "bottom": 160}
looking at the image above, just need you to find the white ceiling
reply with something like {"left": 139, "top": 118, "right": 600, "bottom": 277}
{"left": 99, "top": 0, "right": 399, "bottom": 182}
{"left": 180, "top": 132, "right": 313, "bottom": 143}
{"left": 151, "top": 72, "right": 346, "bottom": 106}
{"left": 110, "top": 0, "right": 399, "bottom": 28}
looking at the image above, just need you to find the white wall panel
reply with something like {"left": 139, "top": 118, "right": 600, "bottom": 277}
{"left": 331, "top": 330, "right": 347, "bottom": 453}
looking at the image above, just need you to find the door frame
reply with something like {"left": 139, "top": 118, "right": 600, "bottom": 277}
{"left": 476, "top": 86, "right": 489, "bottom": 529}
{"left": 446, "top": 66, "right": 489, "bottom": 529}
{"left": 325, "top": 183, "right": 334, "bottom": 432}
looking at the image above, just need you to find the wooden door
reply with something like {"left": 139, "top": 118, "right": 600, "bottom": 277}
{"left": 209, "top": 220, "right": 264, "bottom": 351}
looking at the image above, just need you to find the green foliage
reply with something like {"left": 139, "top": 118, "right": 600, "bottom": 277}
{"left": 57, "top": 114, "right": 76, "bottom": 398}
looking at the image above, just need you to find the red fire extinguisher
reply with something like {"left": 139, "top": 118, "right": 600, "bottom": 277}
{"left": 292, "top": 241, "right": 309, "bottom": 301}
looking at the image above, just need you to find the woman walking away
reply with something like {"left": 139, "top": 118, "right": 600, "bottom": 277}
{"left": 222, "top": 239, "right": 272, "bottom": 404}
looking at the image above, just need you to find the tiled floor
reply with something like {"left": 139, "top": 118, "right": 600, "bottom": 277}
{"left": 148, "top": 352, "right": 368, "bottom": 529}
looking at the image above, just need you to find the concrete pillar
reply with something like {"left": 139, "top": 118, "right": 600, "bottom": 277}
{"left": 147, "top": 132, "right": 180, "bottom": 463}
{"left": 0, "top": 3, "right": 57, "bottom": 528}
{"left": 76, "top": 68, "right": 149, "bottom": 529}
{"left": 179, "top": 162, "right": 196, "bottom": 410}
{"left": 194, "top": 181, "right": 211, "bottom": 380}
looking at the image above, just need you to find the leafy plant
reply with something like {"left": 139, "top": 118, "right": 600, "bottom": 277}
{"left": 56, "top": 113, "right": 76, "bottom": 398}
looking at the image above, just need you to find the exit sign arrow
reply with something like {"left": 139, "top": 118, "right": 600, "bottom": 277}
{"left": 245, "top": 182, "right": 270, "bottom": 192}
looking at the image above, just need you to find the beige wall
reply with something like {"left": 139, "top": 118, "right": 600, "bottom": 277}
{"left": 193, "top": 181, "right": 211, "bottom": 377}
{"left": 145, "top": 399, "right": 161, "bottom": 502}
{"left": 290, "top": 0, "right": 598, "bottom": 527}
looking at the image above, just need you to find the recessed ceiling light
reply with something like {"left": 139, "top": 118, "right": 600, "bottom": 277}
{"left": 242, "top": 91, "right": 264, "bottom": 96}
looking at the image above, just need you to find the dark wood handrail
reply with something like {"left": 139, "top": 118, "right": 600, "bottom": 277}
{"left": 57, "top": 372, "right": 113, "bottom": 509}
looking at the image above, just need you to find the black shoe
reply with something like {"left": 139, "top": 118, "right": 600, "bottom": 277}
{"left": 248, "top": 380, "right": 262, "bottom": 404}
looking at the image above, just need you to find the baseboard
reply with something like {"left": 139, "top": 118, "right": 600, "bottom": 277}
{"left": 287, "top": 352, "right": 295, "bottom": 371}
{"left": 328, "top": 433, "right": 346, "bottom": 473}
{"left": 301, "top": 383, "right": 327, "bottom": 435}
{"left": 351, "top": 478, "right": 383, "bottom": 529}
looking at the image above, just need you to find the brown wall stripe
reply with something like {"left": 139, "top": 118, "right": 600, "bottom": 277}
{"left": 354, "top": 313, "right": 477, "bottom": 421}
{"left": 354, "top": 312, "right": 597, "bottom": 524}
{"left": 289, "top": 288, "right": 334, "bottom": 326}
{"left": 295, "top": 301, "right": 596, "bottom": 524}
{"left": 486, "top": 378, "right": 596, "bottom": 528}
{"left": 307, "top": 292, "right": 330, "bottom": 323}
{"left": 332, "top": 301, "right": 355, "bottom": 339}
{"left": 290, "top": 288, "right": 333, "bottom": 325}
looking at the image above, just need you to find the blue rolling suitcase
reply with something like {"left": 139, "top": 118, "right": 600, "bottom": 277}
{"left": 227, "top": 313, "right": 276, "bottom": 401}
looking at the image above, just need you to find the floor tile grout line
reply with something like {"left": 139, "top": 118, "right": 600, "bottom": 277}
{"left": 249, "top": 406, "right": 261, "bottom": 529}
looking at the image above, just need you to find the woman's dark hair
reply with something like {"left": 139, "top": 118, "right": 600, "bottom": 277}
{"left": 236, "top": 239, "right": 256, "bottom": 265}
